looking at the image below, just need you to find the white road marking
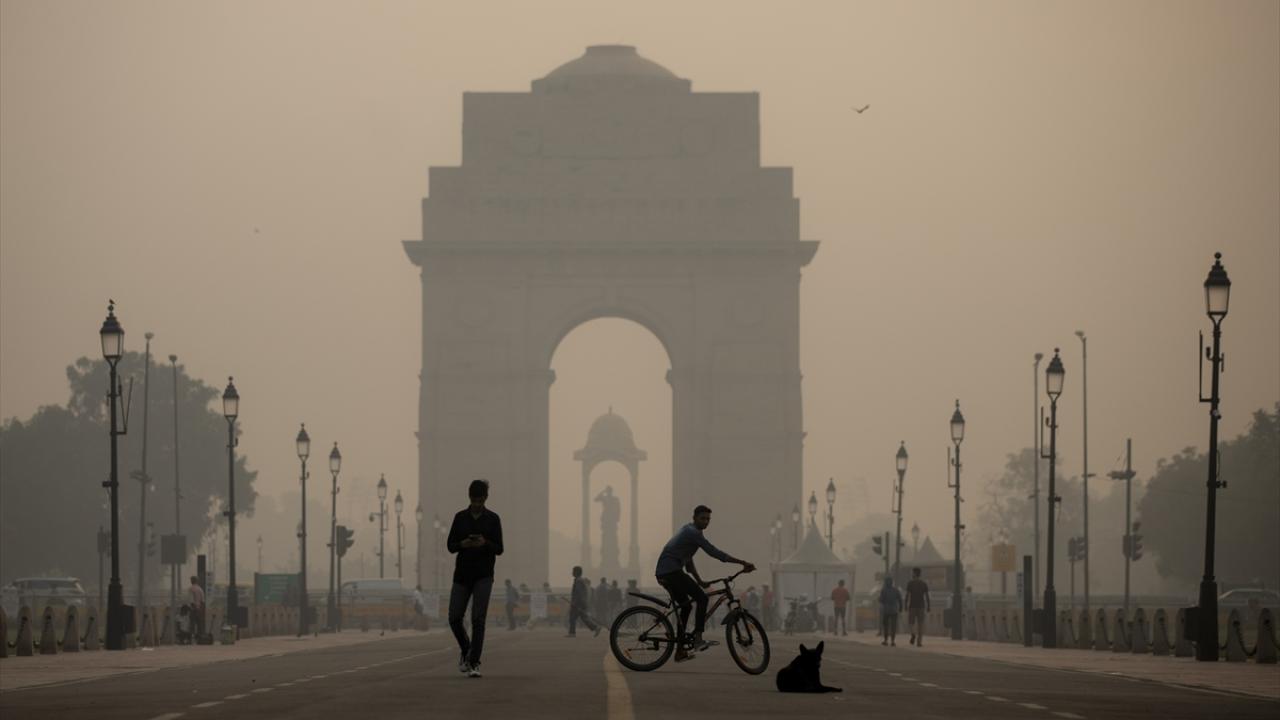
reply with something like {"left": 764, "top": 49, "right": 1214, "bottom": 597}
{"left": 987, "top": 696, "right": 1010, "bottom": 702}
{"left": 147, "top": 714, "right": 185, "bottom": 720}
{"left": 964, "top": 690, "right": 984, "bottom": 695}
{"left": 312, "top": 675, "right": 328, "bottom": 679}
{"left": 251, "top": 688, "right": 274, "bottom": 693}
{"left": 223, "top": 694, "right": 248, "bottom": 700}
{"left": 888, "top": 672, "right": 902, "bottom": 676}
{"left": 1052, "top": 713, "right": 1085, "bottom": 719}
{"left": 603, "top": 652, "right": 634, "bottom": 720}
{"left": 190, "top": 701, "right": 222, "bottom": 709}
{"left": 1019, "top": 703, "right": 1048, "bottom": 710}
{"left": 295, "top": 678, "right": 311, "bottom": 683}
{"left": 276, "top": 682, "right": 294, "bottom": 687}
{"left": 918, "top": 682, "right": 939, "bottom": 687}
{"left": 902, "top": 677, "right": 919, "bottom": 681}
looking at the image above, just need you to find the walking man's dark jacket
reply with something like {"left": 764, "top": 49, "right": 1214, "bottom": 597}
{"left": 446, "top": 508, "right": 504, "bottom": 585}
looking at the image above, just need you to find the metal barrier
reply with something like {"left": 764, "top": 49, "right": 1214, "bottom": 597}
{"left": 1224, "top": 609, "right": 1248, "bottom": 662}
{"left": 39, "top": 606, "right": 58, "bottom": 655}
{"left": 1131, "top": 608, "right": 1150, "bottom": 654}
{"left": 1076, "top": 609, "right": 1092, "bottom": 649}
{"left": 1112, "top": 609, "right": 1131, "bottom": 653}
{"left": 1151, "top": 608, "right": 1171, "bottom": 656}
{"left": 1255, "top": 608, "right": 1277, "bottom": 664}
{"left": 1093, "top": 608, "right": 1110, "bottom": 651}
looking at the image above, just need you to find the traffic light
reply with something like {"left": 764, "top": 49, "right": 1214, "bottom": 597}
{"left": 1067, "top": 537, "right": 1078, "bottom": 561}
{"left": 146, "top": 522, "right": 156, "bottom": 557}
{"left": 1130, "top": 522, "right": 1142, "bottom": 562}
{"left": 872, "top": 535, "right": 883, "bottom": 556}
{"left": 336, "top": 525, "right": 355, "bottom": 557}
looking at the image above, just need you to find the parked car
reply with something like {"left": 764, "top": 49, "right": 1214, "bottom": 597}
{"left": 1217, "top": 588, "right": 1280, "bottom": 609}
{"left": 0, "top": 577, "right": 88, "bottom": 615}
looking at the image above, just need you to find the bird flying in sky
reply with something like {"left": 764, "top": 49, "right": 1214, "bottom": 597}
{"left": 853, "top": 104, "right": 870, "bottom": 114}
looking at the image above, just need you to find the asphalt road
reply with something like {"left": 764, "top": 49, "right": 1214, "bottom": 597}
{"left": 1, "top": 628, "right": 1275, "bottom": 719}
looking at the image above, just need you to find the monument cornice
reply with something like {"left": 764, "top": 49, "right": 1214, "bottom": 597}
{"left": 403, "top": 239, "right": 818, "bottom": 267}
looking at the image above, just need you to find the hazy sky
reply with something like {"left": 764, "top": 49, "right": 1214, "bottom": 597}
{"left": 2, "top": 1, "right": 1277, "bottom": 575}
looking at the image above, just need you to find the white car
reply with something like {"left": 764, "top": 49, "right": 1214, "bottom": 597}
{"left": 1217, "top": 588, "right": 1280, "bottom": 609}
{"left": 0, "top": 577, "right": 88, "bottom": 615}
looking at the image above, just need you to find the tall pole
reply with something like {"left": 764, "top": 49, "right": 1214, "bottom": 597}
{"left": 948, "top": 400, "right": 965, "bottom": 641}
{"left": 298, "top": 437, "right": 309, "bottom": 636}
{"left": 378, "top": 499, "right": 386, "bottom": 579}
{"left": 327, "top": 445, "right": 340, "bottom": 631}
{"left": 396, "top": 506, "right": 403, "bottom": 580}
{"left": 1197, "top": 253, "right": 1229, "bottom": 662}
{"left": 1123, "top": 440, "right": 1132, "bottom": 615}
{"left": 136, "top": 332, "right": 153, "bottom": 609}
{"left": 1032, "top": 352, "right": 1043, "bottom": 607}
{"left": 416, "top": 512, "right": 423, "bottom": 589}
{"left": 893, "top": 443, "right": 906, "bottom": 580}
{"left": 1076, "top": 331, "right": 1090, "bottom": 613}
{"left": 101, "top": 302, "right": 127, "bottom": 651}
{"left": 224, "top": 380, "right": 239, "bottom": 632}
{"left": 169, "top": 355, "right": 181, "bottom": 643}
{"left": 1041, "top": 349, "right": 1063, "bottom": 649}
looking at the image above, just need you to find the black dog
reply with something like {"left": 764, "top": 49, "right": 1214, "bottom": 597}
{"left": 775, "top": 641, "right": 842, "bottom": 693}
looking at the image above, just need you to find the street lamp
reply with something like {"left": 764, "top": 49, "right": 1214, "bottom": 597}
{"left": 394, "top": 490, "right": 405, "bottom": 580}
{"left": 326, "top": 442, "right": 342, "bottom": 631}
{"left": 415, "top": 504, "right": 424, "bottom": 589}
{"left": 1040, "top": 349, "right": 1065, "bottom": 648}
{"left": 911, "top": 522, "right": 920, "bottom": 560}
{"left": 221, "top": 377, "right": 241, "bottom": 631}
{"left": 1032, "top": 351, "right": 1044, "bottom": 608}
{"left": 1075, "top": 329, "right": 1091, "bottom": 614}
{"left": 790, "top": 504, "right": 801, "bottom": 549}
{"left": 773, "top": 514, "right": 783, "bottom": 561}
{"left": 1196, "top": 252, "right": 1231, "bottom": 662}
{"left": 135, "top": 331, "right": 154, "bottom": 611}
{"left": 948, "top": 400, "right": 965, "bottom": 640}
{"left": 296, "top": 423, "right": 310, "bottom": 636}
{"left": 257, "top": 534, "right": 263, "bottom": 573}
{"left": 893, "top": 442, "right": 908, "bottom": 578}
{"left": 824, "top": 479, "right": 836, "bottom": 550}
{"left": 99, "top": 302, "right": 128, "bottom": 650}
{"left": 371, "top": 475, "right": 389, "bottom": 579}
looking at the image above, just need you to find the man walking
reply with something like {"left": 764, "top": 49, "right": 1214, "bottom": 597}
{"left": 831, "top": 579, "right": 851, "bottom": 636}
{"left": 879, "top": 576, "right": 903, "bottom": 646}
{"left": 446, "top": 479, "right": 504, "bottom": 678}
{"left": 188, "top": 575, "right": 206, "bottom": 641}
{"left": 566, "top": 566, "right": 600, "bottom": 637}
{"left": 504, "top": 578, "right": 519, "bottom": 631}
{"left": 905, "top": 567, "right": 931, "bottom": 646}
{"left": 594, "top": 577, "right": 610, "bottom": 625}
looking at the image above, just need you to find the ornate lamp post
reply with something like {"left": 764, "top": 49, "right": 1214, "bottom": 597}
{"left": 221, "top": 377, "right": 241, "bottom": 630}
{"left": 415, "top": 505, "right": 424, "bottom": 589}
{"left": 893, "top": 442, "right": 908, "bottom": 578}
{"left": 99, "top": 302, "right": 128, "bottom": 650}
{"left": 790, "top": 504, "right": 801, "bottom": 549}
{"left": 824, "top": 479, "right": 836, "bottom": 550}
{"left": 807, "top": 491, "right": 818, "bottom": 539}
{"left": 295, "top": 424, "right": 310, "bottom": 635}
{"left": 394, "top": 490, "right": 405, "bottom": 580}
{"left": 1041, "top": 349, "right": 1065, "bottom": 648}
{"left": 326, "top": 442, "right": 342, "bottom": 631}
{"left": 773, "top": 514, "right": 783, "bottom": 561}
{"left": 948, "top": 400, "right": 966, "bottom": 640}
{"left": 1196, "top": 252, "right": 1231, "bottom": 662}
{"left": 371, "top": 475, "right": 389, "bottom": 579}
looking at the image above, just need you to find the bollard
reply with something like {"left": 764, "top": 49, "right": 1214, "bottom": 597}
{"left": 39, "top": 606, "right": 58, "bottom": 655}
{"left": 83, "top": 606, "right": 100, "bottom": 651}
{"left": 0, "top": 606, "right": 7, "bottom": 658}
{"left": 15, "top": 606, "right": 34, "bottom": 656}
{"left": 1174, "top": 608, "right": 1194, "bottom": 657}
{"left": 361, "top": 614, "right": 371, "bottom": 633}
{"left": 1131, "top": 608, "right": 1150, "bottom": 654}
{"left": 1255, "top": 608, "right": 1277, "bottom": 664}
{"left": 1112, "top": 609, "right": 1131, "bottom": 653}
{"left": 139, "top": 608, "right": 157, "bottom": 647}
{"left": 1093, "top": 609, "right": 1110, "bottom": 651}
{"left": 1076, "top": 609, "right": 1092, "bottom": 649}
{"left": 1151, "top": 609, "right": 1172, "bottom": 656}
{"left": 62, "top": 606, "right": 81, "bottom": 653}
{"left": 1059, "top": 610, "right": 1076, "bottom": 647}
{"left": 159, "top": 607, "right": 173, "bottom": 645}
{"left": 1009, "top": 610, "right": 1022, "bottom": 644}
{"left": 1224, "top": 609, "right": 1248, "bottom": 662}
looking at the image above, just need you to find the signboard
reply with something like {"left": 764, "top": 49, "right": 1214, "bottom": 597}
{"left": 991, "top": 543, "right": 1017, "bottom": 573}
{"left": 161, "top": 534, "right": 187, "bottom": 565}
{"left": 253, "top": 573, "right": 301, "bottom": 605}
{"left": 530, "top": 592, "right": 548, "bottom": 620}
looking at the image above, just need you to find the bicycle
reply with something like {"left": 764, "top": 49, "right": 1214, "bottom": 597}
{"left": 609, "top": 569, "right": 770, "bottom": 674}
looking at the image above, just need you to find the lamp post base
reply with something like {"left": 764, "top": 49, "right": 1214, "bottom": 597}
{"left": 1043, "top": 588, "right": 1057, "bottom": 648}
{"left": 105, "top": 580, "right": 126, "bottom": 650}
{"left": 1196, "top": 579, "right": 1219, "bottom": 661}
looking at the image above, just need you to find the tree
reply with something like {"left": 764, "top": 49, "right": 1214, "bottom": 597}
{"left": 976, "top": 447, "right": 1082, "bottom": 579}
{"left": 1137, "top": 405, "right": 1279, "bottom": 590}
{"left": 0, "top": 352, "right": 258, "bottom": 594}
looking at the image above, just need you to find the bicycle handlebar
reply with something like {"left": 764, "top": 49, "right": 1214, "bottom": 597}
{"left": 706, "top": 567, "right": 754, "bottom": 586}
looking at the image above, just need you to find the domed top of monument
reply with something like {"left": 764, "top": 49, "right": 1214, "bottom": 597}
{"left": 533, "top": 45, "right": 691, "bottom": 94}
{"left": 586, "top": 408, "right": 637, "bottom": 451}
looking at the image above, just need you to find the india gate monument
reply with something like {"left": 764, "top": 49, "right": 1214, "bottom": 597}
{"left": 404, "top": 45, "right": 817, "bottom": 584}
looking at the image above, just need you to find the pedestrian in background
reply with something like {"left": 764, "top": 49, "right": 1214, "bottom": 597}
{"left": 879, "top": 576, "right": 903, "bottom": 646}
{"left": 188, "top": 575, "right": 206, "bottom": 641}
{"left": 566, "top": 566, "right": 601, "bottom": 637}
{"left": 830, "top": 579, "right": 851, "bottom": 636}
{"left": 446, "top": 479, "right": 504, "bottom": 678}
{"left": 504, "top": 578, "right": 519, "bottom": 631}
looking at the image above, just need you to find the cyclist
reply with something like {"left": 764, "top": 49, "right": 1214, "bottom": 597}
{"left": 655, "top": 505, "right": 755, "bottom": 661}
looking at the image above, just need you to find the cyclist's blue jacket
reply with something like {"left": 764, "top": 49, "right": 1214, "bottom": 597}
{"left": 655, "top": 523, "right": 732, "bottom": 577}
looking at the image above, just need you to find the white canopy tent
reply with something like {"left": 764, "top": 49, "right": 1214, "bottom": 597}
{"left": 771, "top": 519, "right": 854, "bottom": 620}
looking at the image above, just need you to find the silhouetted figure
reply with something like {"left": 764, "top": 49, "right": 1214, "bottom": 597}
{"left": 595, "top": 485, "right": 622, "bottom": 574}
{"left": 566, "top": 566, "right": 600, "bottom": 637}
{"left": 504, "top": 579, "right": 518, "bottom": 631}
{"left": 905, "top": 567, "right": 931, "bottom": 646}
{"left": 608, "top": 580, "right": 623, "bottom": 623}
{"left": 595, "top": 577, "right": 610, "bottom": 624}
{"left": 830, "top": 580, "right": 851, "bottom": 636}
{"left": 655, "top": 505, "right": 754, "bottom": 661}
{"left": 878, "top": 576, "right": 903, "bottom": 646}
{"left": 447, "top": 479, "right": 504, "bottom": 677}
{"left": 188, "top": 575, "right": 206, "bottom": 641}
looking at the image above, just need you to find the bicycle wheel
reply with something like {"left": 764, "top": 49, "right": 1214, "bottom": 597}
{"left": 726, "top": 611, "right": 770, "bottom": 675}
{"left": 610, "top": 606, "right": 676, "bottom": 672}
